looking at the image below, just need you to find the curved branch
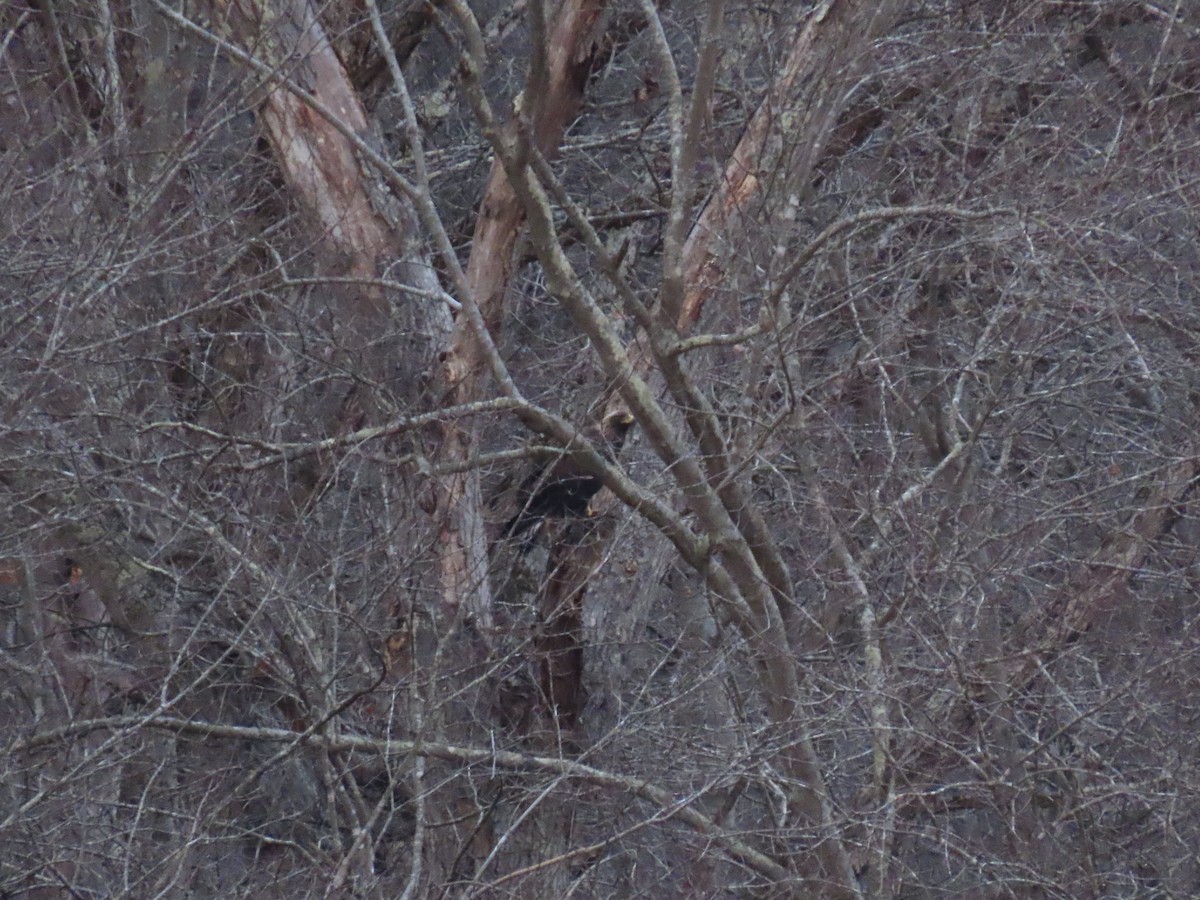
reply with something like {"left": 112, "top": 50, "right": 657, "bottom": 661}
{"left": 12, "top": 714, "right": 796, "bottom": 887}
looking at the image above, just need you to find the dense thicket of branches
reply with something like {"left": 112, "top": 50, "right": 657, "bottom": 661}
{"left": 3, "top": 1, "right": 1200, "bottom": 897}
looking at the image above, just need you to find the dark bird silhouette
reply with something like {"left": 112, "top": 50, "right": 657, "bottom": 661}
{"left": 503, "top": 412, "right": 635, "bottom": 541}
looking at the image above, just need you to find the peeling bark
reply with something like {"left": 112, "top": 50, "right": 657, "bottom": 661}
{"left": 437, "top": 0, "right": 610, "bottom": 628}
